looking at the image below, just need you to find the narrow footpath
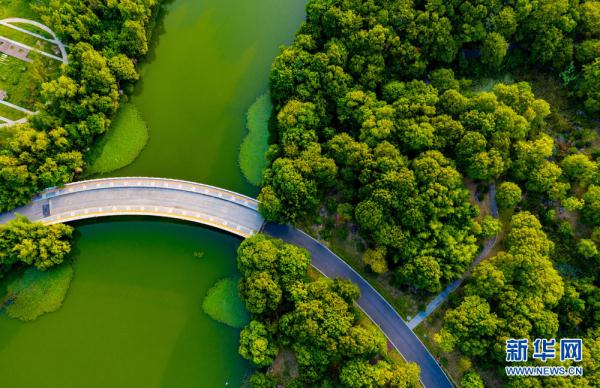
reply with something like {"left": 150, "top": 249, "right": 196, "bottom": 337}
{"left": 408, "top": 184, "right": 499, "bottom": 329}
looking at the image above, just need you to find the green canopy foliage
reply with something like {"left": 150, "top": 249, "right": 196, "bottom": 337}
{"left": 259, "top": 0, "right": 595, "bottom": 296}
{"left": 236, "top": 234, "right": 419, "bottom": 386}
{"left": 0, "top": 0, "right": 159, "bottom": 210}
{"left": 0, "top": 215, "right": 73, "bottom": 271}
{"left": 440, "top": 212, "right": 565, "bottom": 363}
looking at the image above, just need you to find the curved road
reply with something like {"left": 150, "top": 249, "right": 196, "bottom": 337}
{"left": 263, "top": 223, "right": 453, "bottom": 388}
{"left": 0, "top": 177, "right": 452, "bottom": 388}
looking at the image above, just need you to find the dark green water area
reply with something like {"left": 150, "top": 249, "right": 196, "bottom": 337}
{"left": 0, "top": 0, "right": 306, "bottom": 386}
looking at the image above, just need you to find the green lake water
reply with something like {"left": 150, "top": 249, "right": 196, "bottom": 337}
{"left": 0, "top": 0, "right": 306, "bottom": 386}
{"left": 115, "top": 0, "right": 306, "bottom": 193}
{"left": 0, "top": 220, "right": 249, "bottom": 387}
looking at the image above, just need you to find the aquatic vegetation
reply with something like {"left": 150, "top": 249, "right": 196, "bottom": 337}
{"left": 202, "top": 277, "right": 249, "bottom": 329}
{"left": 86, "top": 103, "right": 149, "bottom": 175}
{"left": 239, "top": 93, "right": 271, "bottom": 186}
{"left": 3, "top": 263, "right": 73, "bottom": 321}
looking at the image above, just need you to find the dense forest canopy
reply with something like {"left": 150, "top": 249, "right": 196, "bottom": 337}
{"left": 0, "top": 0, "right": 159, "bottom": 211}
{"left": 0, "top": 0, "right": 599, "bottom": 385}
{"left": 261, "top": 0, "right": 600, "bottom": 385}
{"left": 236, "top": 234, "right": 421, "bottom": 387}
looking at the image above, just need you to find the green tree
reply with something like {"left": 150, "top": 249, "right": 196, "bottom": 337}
{"left": 583, "top": 185, "right": 600, "bottom": 226}
{"left": 0, "top": 215, "right": 73, "bottom": 271}
{"left": 363, "top": 247, "right": 388, "bottom": 274}
{"left": 581, "top": 58, "right": 600, "bottom": 114}
{"left": 429, "top": 68, "right": 460, "bottom": 92}
{"left": 563, "top": 196, "right": 585, "bottom": 211}
{"left": 443, "top": 212, "right": 564, "bottom": 361}
{"left": 461, "top": 371, "right": 485, "bottom": 388}
{"left": 120, "top": 20, "right": 149, "bottom": 57}
{"left": 397, "top": 256, "right": 442, "bottom": 293}
{"left": 239, "top": 321, "right": 278, "bottom": 367}
{"left": 578, "top": 239, "right": 599, "bottom": 260}
{"left": 108, "top": 54, "right": 139, "bottom": 82}
{"left": 339, "top": 359, "right": 420, "bottom": 387}
{"left": 481, "top": 32, "right": 508, "bottom": 70}
{"left": 259, "top": 159, "right": 320, "bottom": 223}
{"left": 239, "top": 271, "right": 282, "bottom": 315}
{"left": 579, "top": 2, "right": 600, "bottom": 38}
{"left": 237, "top": 234, "right": 280, "bottom": 276}
{"left": 480, "top": 215, "right": 502, "bottom": 239}
{"left": 440, "top": 295, "right": 501, "bottom": 357}
{"left": 248, "top": 372, "right": 277, "bottom": 388}
{"left": 575, "top": 39, "right": 600, "bottom": 64}
{"left": 355, "top": 200, "right": 384, "bottom": 232}
{"left": 561, "top": 154, "right": 598, "bottom": 186}
{"left": 496, "top": 182, "right": 522, "bottom": 209}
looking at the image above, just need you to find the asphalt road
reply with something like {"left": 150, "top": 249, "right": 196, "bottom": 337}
{"left": 1, "top": 177, "right": 454, "bottom": 387}
{"left": 263, "top": 223, "right": 454, "bottom": 388}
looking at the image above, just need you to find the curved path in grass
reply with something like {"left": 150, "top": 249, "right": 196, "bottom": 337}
{"left": 0, "top": 176, "right": 452, "bottom": 388}
{"left": 0, "top": 17, "right": 68, "bottom": 63}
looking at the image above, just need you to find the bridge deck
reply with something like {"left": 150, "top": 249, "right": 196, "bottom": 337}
{"left": 0, "top": 177, "right": 264, "bottom": 238}
{"left": 0, "top": 176, "right": 453, "bottom": 387}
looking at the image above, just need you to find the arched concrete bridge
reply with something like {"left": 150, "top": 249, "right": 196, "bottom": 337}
{"left": 0, "top": 177, "right": 264, "bottom": 238}
{"left": 0, "top": 177, "right": 453, "bottom": 388}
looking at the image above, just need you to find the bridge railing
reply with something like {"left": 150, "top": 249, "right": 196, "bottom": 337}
{"left": 36, "top": 177, "right": 260, "bottom": 211}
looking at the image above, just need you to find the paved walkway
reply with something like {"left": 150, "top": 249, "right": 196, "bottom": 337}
{"left": 0, "top": 99, "right": 34, "bottom": 114}
{"left": 408, "top": 184, "right": 499, "bottom": 329}
{"left": 0, "top": 18, "right": 66, "bottom": 129}
{"left": 0, "top": 18, "right": 68, "bottom": 64}
{"left": 0, "top": 34, "right": 62, "bottom": 62}
{"left": 0, "top": 177, "right": 454, "bottom": 387}
{"left": 0, "top": 116, "right": 27, "bottom": 127}
{"left": 0, "top": 37, "right": 32, "bottom": 62}
{"left": 263, "top": 223, "right": 453, "bottom": 388}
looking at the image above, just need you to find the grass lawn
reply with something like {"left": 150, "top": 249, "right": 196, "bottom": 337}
{"left": 0, "top": 0, "right": 62, "bottom": 114}
{"left": 85, "top": 103, "right": 149, "bottom": 175}
{"left": 0, "top": 0, "right": 36, "bottom": 19}
{"left": 2, "top": 263, "right": 73, "bottom": 321}
{"left": 202, "top": 277, "right": 249, "bottom": 329}
{"left": 0, "top": 51, "right": 60, "bottom": 109}
{"left": 0, "top": 24, "right": 59, "bottom": 53}
{"left": 0, "top": 122, "right": 16, "bottom": 143}
{"left": 239, "top": 93, "right": 271, "bottom": 186}
{"left": 0, "top": 100, "right": 24, "bottom": 120}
